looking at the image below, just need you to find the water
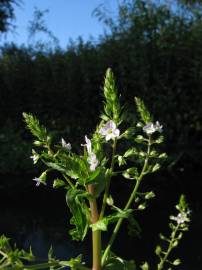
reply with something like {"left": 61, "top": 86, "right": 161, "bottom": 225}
{"left": 0, "top": 175, "right": 201, "bottom": 269}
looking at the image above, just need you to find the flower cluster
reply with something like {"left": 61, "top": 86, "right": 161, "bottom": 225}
{"left": 83, "top": 136, "right": 99, "bottom": 171}
{"left": 170, "top": 210, "right": 190, "bottom": 225}
{"left": 143, "top": 121, "right": 163, "bottom": 135}
{"left": 99, "top": 120, "right": 120, "bottom": 141}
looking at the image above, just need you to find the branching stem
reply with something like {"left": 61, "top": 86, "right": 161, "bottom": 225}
{"left": 101, "top": 137, "right": 151, "bottom": 266}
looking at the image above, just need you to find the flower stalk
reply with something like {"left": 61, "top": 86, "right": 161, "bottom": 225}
{"left": 102, "top": 137, "right": 151, "bottom": 266}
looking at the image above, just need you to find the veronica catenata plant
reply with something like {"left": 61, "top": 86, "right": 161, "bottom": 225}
{"left": 3, "top": 68, "right": 190, "bottom": 270}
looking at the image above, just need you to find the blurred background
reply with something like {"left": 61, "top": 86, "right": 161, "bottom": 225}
{"left": 0, "top": 0, "right": 202, "bottom": 269}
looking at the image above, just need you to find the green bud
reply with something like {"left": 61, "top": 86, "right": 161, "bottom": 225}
{"left": 106, "top": 195, "right": 114, "bottom": 206}
{"left": 172, "top": 240, "right": 178, "bottom": 247}
{"left": 122, "top": 127, "right": 136, "bottom": 139}
{"left": 138, "top": 204, "right": 146, "bottom": 210}
{"left": 53, "top": 179, "right": 65, "bottom": 188}
{"left": 40, "top": 171, "right": 47, "bottom": 181}
{"left": 145, "top": 191, "right": 155, "bottom": 200}
{"left": 135, "top": 135, "right": 146, "bottom": 143}
{"left": 152, "top": 163, "right": 161, "bottom": 172}
{"left": 140, "top": 262, "right": 149, "bottom": 270}
{"left": 124, "top": 148, "right": 137, "bottom": 158}
{"left": 155, "top": 245, "right": 162, "bottom": 256}
{"left": 155, "top": 136, "right": 164, "bottom": 144}
{"left": 34, "top": 140, "right": 43, "bottom": 146}
{"left": 158, "top": 153, "right": 168, "bottom": 159}
{"left": 173, "top": 259, "right": 181, "bottom": 265}
{"left": 118, "top": 155, "right": 126, "bottom": 166}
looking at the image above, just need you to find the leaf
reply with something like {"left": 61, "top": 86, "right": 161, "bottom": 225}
{"left": 104, "top": 252, "right": 136, "bottom": 270}
{"left": 91, "top": 208, "right": 133, "bottom": 231}
{"left": 45, "top": 153, "right": 88, "bottom": 181}
{"left": 127, "top": 215, "right": 142, "bottom": 237}
{"left": 86, "top": 167, "right": 101, "bottom": 184}
{"left": 93, "top": 168, "right": 107, "bottom": 197}
{"left": 66, "top": 189, "right": 90, "bottom": 241}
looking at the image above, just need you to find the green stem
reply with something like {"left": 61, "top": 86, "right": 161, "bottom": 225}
{"left": 99, "top": 139, "right": 117, "bottom": 220}
{"left": 63, "top": 174, "right": 75, "bottom": 189}
{"left": 88, "top": 185, "right": 102, "bottom": 270}
{"left": 157, "top": 225, "right": 179, "bottom": 270}
{"left": 21, "top": 261, "right": 59, "bottom": 269}
{"left": 102, "top": 138, "right": 151, "bottom": 266}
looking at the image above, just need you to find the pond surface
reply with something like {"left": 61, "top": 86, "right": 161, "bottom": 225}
{"left": 0, "top": 175, "right": 201, "bottom": 269}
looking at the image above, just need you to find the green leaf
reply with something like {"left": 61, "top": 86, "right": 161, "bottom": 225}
{"left": 135, "top": 97, "right": 152, "bottom": 124}
{"left": 127, "top": 215, "right": 142, "bottom": 237}
{"left": 93, "top": 168, "right": 107, "bottom": 197}
{"left": 45, "top": 153, "right": 88, "bottom": 181}
{"left": 86, "top": 167, "right": 101, "bottom": 184}
{"left": 91, "top": 208, "right": 133, "bottom": 231}
{"left": 104, "top": 252, "right": 136, "bottom": 270}
{"left": 66, "top": 189, "right": 90, "bottom": 241}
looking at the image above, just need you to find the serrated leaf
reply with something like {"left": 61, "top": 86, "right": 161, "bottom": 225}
{"left": 66, "top": 189, "right": 90, "bottom": 241}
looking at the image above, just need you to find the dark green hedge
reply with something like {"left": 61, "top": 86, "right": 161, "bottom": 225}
{"left": 0, "top": 0, "right": 201, "bottom": 175}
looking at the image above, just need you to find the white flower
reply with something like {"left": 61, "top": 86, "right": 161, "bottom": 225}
{"left": 81, "top": 135, "right": 92, "bottom": 154}
{"left": 82, "top": 136, "right": 99, "bottom": 171}
{"left": 33, "top": 177, "right": 47, "bottom": 187}
{"left": 170, "top": 211, "right": 190, "bottom": 225}
{"left": 143, "top": 121, "right": 163, "bottom": 135}
{"left": 155, "top": 121, "right": 163, "bottom": 133}
{"left": 99, "top": 120, "right": 120, "bottom": 141}
{"left": 30, "top": 149, "right": 39, "bottom": 164}
{"left": 61, "top": 138, "right": 72, "bottom": 151}
{"left": 87, "top": 153, "right": 99, "bottom": 171}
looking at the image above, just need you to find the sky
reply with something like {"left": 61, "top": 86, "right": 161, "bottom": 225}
{"left": 1, "top": 0, "right": 119, "bottom": 48}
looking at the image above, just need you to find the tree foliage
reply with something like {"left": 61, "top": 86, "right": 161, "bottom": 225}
{"left": 0, "top": 0, "right": 20, "bottom": 33}
{"left": 0, "top": 0, "right": 201, "bottom": 175}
